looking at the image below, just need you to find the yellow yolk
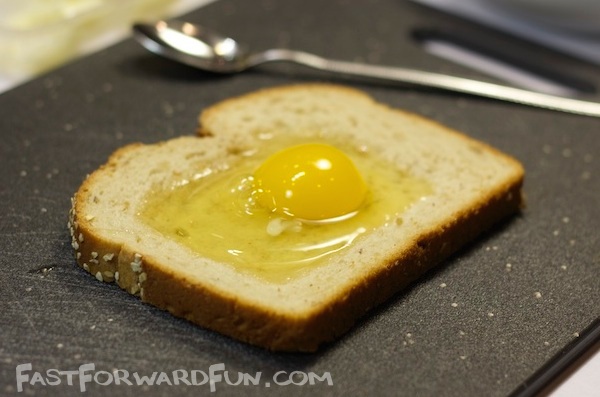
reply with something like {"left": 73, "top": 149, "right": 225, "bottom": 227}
{"left": 253, "top": 143, "right": 368, "bottom": 221}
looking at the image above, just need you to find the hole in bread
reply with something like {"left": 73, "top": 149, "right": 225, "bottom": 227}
{"left": 416, "top": 239, "right": 429, "bottom": 251}
{"left": 227, "top": 145, "right": 250, "bottom": 155}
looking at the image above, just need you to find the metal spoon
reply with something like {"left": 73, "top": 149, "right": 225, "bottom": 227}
{"left": 133, "top": 20, "right": 600, "bottom": 118}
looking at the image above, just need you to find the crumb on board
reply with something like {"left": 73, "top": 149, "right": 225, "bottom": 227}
{"left": 542, "top": 144, "right": 552, "bottom": 154}
{"left": 401, "top": 332, "right": 415, "bottom": 346}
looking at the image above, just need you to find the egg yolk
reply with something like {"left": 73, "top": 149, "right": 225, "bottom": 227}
{"left": 253, "top": 143, "right": 368, "bottom": 221}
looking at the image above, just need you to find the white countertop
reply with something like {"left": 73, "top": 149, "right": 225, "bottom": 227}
{"left": 546, "top": 342, "right": 600, "bottom": 396}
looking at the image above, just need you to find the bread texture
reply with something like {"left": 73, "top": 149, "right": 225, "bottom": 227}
{"left": 68, "top": 84, "right": 524, "bottom": 352}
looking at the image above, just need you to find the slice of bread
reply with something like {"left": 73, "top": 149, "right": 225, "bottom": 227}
{"left": 68, "top": 84, "right": 524, "bottom": 352}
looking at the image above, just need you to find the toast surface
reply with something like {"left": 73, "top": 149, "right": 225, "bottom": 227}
{"left": 69, "top": 84, "right": 524, "bottom": 351}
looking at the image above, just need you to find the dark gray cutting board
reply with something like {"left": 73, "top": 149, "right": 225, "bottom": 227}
{"left": 1, "top": 0, "right": 599, "bottom": 396}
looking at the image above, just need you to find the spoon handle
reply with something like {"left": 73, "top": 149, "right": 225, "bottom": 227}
{"left": 253, "top": 49, "right": 600, "bottom": 118}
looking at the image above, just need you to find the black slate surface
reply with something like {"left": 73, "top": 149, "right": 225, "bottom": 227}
{"left": 1, "top": 0, "right": 599, "bottom": 396}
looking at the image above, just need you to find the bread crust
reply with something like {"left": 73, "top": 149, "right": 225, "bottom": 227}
{"left": 68, "top": 84, "right": 524, "bottom": 352}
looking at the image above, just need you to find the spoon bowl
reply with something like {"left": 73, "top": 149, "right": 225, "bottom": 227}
{"left": 132, "top": 20, "right": 600, "bottom": 118}
{"left": 134, "top": 20, "right": 250, "bottom": 73}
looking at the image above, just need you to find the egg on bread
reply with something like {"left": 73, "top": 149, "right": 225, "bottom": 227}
{"left": 68, "top": 84, "right": 524, "bottom": 351}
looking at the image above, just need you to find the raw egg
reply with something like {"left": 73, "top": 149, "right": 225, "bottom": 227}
{"left": 140, "top": 137, "right": 432, "bottom": 283}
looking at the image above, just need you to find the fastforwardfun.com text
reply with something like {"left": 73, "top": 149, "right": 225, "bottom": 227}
{"left": 15, "top": 363, "right": 334, "bottom": 392}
